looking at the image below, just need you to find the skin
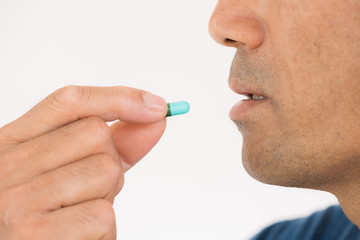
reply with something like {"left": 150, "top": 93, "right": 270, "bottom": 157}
{"left": 1, "top": 1, "right": 359, "bottom": 238}
{"left": 209, "top": 0, "right": 360, "bottom": 227}
{"left": 0, "top": 86, "right": 167, "bottom": 239}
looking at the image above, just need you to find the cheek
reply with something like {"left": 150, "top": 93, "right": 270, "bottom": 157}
{"left": 241, "top": 0, "right": 360, "bottom": 186}
{"left": 267, "top": 0, "right": 360, "bottom": 136}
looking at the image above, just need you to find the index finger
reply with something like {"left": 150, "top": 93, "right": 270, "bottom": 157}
{"left": 0, "top": 85, "right": 167, "bottom": 145}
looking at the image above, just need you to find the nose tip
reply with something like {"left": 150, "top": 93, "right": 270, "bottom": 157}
{"left": 208, "top": 17, "right": 246, "bottom": 48}
{"left": 208, "top": 3, "right": 265, "bottom": 49}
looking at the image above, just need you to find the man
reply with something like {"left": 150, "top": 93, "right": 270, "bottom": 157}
{"left": 208, "top": 0, "right": 360, "bottom": 239}
{"left": 0, "top": 1, "right": 359, "bottom": 240}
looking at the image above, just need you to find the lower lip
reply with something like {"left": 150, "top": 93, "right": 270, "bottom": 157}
{"left": 229, "top": 99, "right": 267, "bottom": 120}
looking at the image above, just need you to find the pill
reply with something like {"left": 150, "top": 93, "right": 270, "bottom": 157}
{"left": 166, "top": 101, "right": 190, "bottom": 117}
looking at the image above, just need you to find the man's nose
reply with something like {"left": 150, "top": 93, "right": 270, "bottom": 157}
{"left": 208, "top": 1, "right": 265, "bottom": 50}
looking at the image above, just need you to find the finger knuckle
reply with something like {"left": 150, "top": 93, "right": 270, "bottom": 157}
{"left": 48, "top": 85, "right": 83, "bottom": 111}
{"left": 86, "top": 117, "right": 112, "bottom": 143}
{"left": 93, "top": 200, "right": 116, "bottom": 231}
{"left": 97, "top": 153, "right": 123, "bottom": 191}
{"left": 78, "top": 200, "right": 116, "bottom": 234}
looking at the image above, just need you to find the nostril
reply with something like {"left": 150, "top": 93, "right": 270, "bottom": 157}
{"left": 224, "top": 38, "right": 246, "bottom": 47}
{"left": 225, "top": 38, "right": 236, "bottom": 43}
{"left": 224, "top": 38, "right": 237, "bottom": 47}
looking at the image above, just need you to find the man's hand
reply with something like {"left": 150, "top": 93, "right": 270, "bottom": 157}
{"left": 0, "top": 86, "right": 167, "bottom": 239}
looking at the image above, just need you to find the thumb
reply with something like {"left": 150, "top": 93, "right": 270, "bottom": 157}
{"left": 110, "top": 119, "right": 167, "bottom": 172}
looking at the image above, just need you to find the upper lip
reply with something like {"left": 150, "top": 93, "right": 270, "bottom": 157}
{"left": 229, "top": 80, "right": 267, "bottom": 99}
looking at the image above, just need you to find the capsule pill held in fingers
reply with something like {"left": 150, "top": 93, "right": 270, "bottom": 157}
{"left": 166, "top": 101, "right": 190, "bottom": 117}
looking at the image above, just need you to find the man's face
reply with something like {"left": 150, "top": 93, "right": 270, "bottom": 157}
{"left": 209, "top": 0, "right": 360, "bottom": 190}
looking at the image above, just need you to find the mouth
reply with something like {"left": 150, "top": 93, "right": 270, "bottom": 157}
{"left": 229, "top": 82, "right": 268, "bottom": 120}
{"left": 242, "top": 93, "right": 265, "bottom": 101}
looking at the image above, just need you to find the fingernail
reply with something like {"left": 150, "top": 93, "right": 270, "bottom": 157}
{"left": 142, "top": 92, "right": 165, "bottom": 111}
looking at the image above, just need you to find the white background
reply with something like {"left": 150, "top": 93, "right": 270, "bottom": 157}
{"left": 0, "top": 0, "right": 338, "bottom": 239}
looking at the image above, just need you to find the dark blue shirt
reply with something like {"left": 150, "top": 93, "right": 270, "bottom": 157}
{"left": 251, "top": 205, "right": 360, "bottom": 240}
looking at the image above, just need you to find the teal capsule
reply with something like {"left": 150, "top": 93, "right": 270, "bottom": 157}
{"left": 166, "top": 101, "right": 190, "bottom": 117}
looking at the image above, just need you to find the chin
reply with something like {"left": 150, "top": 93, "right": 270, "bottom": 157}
{"left": 240, "top": 138, "right": 318, "bottom": 189}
